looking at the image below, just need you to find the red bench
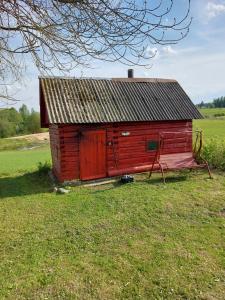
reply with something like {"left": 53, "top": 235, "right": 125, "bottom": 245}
{"left": 149, "top": 131, "right": 212, "bottom": 183}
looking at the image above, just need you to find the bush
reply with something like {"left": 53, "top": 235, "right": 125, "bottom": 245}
{"left": 0, "top": 105, "right": 43, "bottom": 138}
{"left": 0, "top": 119, "right": 16, "bottom": 138}
{"left": 201, "top": 139, "right": 225, "bottom": 170}
{"left": 25, "top": 111, "right": 42, "bottom": 134}
{"left": 214, "top": 113, "right": 225, "bottom": 118}
{"left": 37, "top": 161, "right": 51, "bottom": 175}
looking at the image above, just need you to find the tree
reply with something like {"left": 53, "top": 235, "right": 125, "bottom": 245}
{"left": 19, "top": 104, "right": 30, "bottom": 121}
{"left": 0, "top": 0, "right": 191, "bottom": 105}
{"left": 213, "top": 96, "right": 225, "bottom": 108}
{"left": 0, "top": 107, "right": 22, "bottom": 137}
{"left": 199, "top": 101, "right": 204, "bottom": 108}
{"left": 25, "top": 110, "right": 42, "bottom": 133}
{"left": 0, "top": 119, "right": 15, "bottom": 138}
{"left": 0, "top": 106, "right": 42, "bottom": 137}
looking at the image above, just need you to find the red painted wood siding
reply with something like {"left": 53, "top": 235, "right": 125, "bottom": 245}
{"left": 58, "top": 125, "right": 80, "bottom": 181}
{"left": 49, "top": 125, "right": 61, "bottom": 180}
{"left": 49, "top": 120, "right": 192, "bottom": 182}
{"left": 106, "top": 121, "right": 192, "bottom": 176}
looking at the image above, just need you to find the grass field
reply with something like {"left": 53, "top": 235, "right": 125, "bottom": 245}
{"left": 0, "top": 135, "right": 49, "bottom": 151}
{"left": 0, "top": 146, "right": 50, "bottom": 175}
{"left": 199, "top": 108, "right": 225, "bottom": 119}
{"left": 195, "top": 107, "right": 225, "bottom": 140}
{"left": 0, "top": 166, "right": 225, "bottom": 299}
{"left": 0, "top": 113, "right": 225, "bottom": 299}
{"left": 194, "top": 119, "right": 225, "bottom": 139}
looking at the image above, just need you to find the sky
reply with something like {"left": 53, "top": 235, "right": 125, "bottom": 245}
{"left": 9, "top": 0, "right": 225, "bottom": 111}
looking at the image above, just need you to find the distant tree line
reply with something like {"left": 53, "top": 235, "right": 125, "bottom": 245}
{"left": 0, "top": 105, "right": 43, "bottom": 138}
{"left": 197, "top": 96, "right": 225, "bottom": 108}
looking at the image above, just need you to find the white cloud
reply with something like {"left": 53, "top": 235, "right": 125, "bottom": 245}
{"left": 145, "top": 46, "right": 159, "bottom": 59}
{"left": 162, "top": 46, "right": 177, "bottom": 55}
{"left": 145, "top": 45, "right": 177, "bottom": 61}
{"left": 206, "top": 1, "right": 225, "bottom": 19}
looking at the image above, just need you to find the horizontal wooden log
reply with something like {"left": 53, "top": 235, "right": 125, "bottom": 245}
{"left": 108, "top": 164, "right": 156, "bottom": 177}
{"left": 49, "top": 120, "right": 193, "bottom": 181}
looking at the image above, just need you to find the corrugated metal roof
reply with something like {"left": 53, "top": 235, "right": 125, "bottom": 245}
{"left": 40, "top": 77, "right": 203, "bottom": 124}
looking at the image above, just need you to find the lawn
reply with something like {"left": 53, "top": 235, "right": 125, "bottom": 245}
{"left": 0, "top": 168, "right": 225, "bottom": 299}
{"left": 0, "top": 146, "right": 50, "bottom": 175}
{"left": 194, "top": 119, "right": 225, "bottom": 139}
{"left": 0, "top": 118, "right": 225, "bottom": 299}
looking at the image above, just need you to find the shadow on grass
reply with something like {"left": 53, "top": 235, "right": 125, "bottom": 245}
{"left": 147, "top": 174, "right": 188, "bottom": 185}
{"left": 90, "top": 173, "right": 189, "bottom": 193}
{"left": 0, "top": 171, "right": 52, "bottom": 199}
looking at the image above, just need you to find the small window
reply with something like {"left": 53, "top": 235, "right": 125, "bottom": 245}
{"left": 147, "top": 140, "right": 158, "bottom": 151}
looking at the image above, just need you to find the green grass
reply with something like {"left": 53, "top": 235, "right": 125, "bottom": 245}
{"left": 0, "top": 146, "right": 51, "bottom": 175}
{"left": 0, "top": 168, "right": 225, "bottom": 299}
{"left": 0, "top": 120, "right": 224, "bottom": 299}
{"left": 199, "top": 108, "right": 225, "bottom": 119}
{"left": 194, "top": 119, "right": 225, "bottom": 139}
{"left": 195, "top": 108, "right": 225, "bottom": 140}
{"left": 194, "top": 113, "right": 225, "bottom": 169}
{"left": 0, "top": 137, "right": 49, "bottom": 151}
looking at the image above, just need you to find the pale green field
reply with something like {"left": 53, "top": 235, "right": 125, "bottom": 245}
{"left": 199, "top": 108, "right": 225, "bottom": 118}
{"left": 194, "top": 119, "right": 225, "bottom": 139}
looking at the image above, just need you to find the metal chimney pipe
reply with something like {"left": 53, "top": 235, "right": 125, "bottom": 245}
{"left": 128, "top": 69, "right": 134, "bottom": 78}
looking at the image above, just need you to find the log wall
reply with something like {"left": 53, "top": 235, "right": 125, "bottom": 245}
{"left": 49, "top": 125, "right": 62, "bottom": 180}
{"left": 49, "top": 120, "right": 192, "bottom": 182}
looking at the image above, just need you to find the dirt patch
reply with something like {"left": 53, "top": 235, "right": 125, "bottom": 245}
{"left": 7, "top": 132, "right": 49, "bottom": 141}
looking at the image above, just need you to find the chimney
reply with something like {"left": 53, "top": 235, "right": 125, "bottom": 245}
{"left": 128, "top": 69, "right": 134, "bottom": 78}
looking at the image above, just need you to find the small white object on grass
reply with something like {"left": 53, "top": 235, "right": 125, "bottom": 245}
{"left": 57, "top": 187, "right": 70, "bottom": 194}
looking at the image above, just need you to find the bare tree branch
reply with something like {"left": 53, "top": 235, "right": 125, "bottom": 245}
{"left": 0, "top": 0, "right": 192, "bottom": 105}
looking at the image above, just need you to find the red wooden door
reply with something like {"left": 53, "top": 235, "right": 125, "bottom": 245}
{"left": 80, "top": 130, "right": 106, "bottom": 180}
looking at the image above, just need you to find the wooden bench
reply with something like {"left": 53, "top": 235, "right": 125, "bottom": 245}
{"left": 149, "top": 131, "right": 212, "bottom": 183}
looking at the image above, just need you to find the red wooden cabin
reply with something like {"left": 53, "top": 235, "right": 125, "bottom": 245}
{"left": 39, "top": 74, "right": 203, "bottom": 182}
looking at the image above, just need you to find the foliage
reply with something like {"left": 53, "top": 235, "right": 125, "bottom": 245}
{"left": 0, "top": 118, "right": 17, "bottom": 138}
{"left": 199, "top": 108, "right": 225, "bottom": 119}
{"left": 0, "top": 105, "right": 43, "bottom": 138}
{"left": 193, "top": 118, "right": 225, "bottom": 169}
{"left": 201, "top": 139, "right": 225, "bottom": 171}
{"left": 37, "top": 161, "right": 51, "bottom": 175}
{"left": 0, "top": 108, "right": 22, "bottom": 137}
{"left": 214, "top": 112, "right": 225, "bottom": 117}
{"left": 25, "top": 110, "right": 41, "bottom": 134}
{"left": 197, "top": 96, "right": 225, "bottom": 109}
{"left": 19, "top": 104, "right": 30, "bottom": 121}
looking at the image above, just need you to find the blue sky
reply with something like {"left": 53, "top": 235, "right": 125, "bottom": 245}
{"left": 11, "top": 0, "right": 225, "bottom": 111}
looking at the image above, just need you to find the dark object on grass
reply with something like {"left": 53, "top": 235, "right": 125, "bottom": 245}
{"left": 120, "top": 175, "right": 134, "bottom": 184}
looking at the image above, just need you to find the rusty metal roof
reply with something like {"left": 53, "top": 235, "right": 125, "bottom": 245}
{"left": 39, "top": 77, "right": 202, "bottom": 124}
